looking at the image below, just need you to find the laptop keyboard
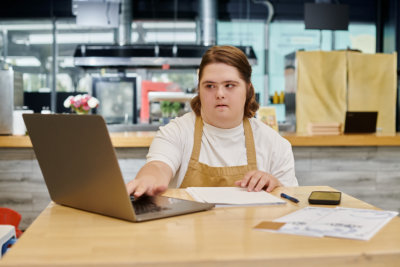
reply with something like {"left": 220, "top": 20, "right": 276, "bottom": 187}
{"left": 130, "top": 195, "right": 169, "bottom": 215}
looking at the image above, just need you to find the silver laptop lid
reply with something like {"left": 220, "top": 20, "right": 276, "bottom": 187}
{"left": 24, "top": 114, "right": 214, "bottom": 222}
{"left": 23, "top": 114, "right": 137, "bottom": 221}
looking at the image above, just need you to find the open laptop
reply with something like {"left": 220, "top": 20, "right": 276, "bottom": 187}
{"left": 23, "top": 114, "right": 214, "bottom": 222}
{"left": 344, "top": 111, "right": 378, "bottom": 133}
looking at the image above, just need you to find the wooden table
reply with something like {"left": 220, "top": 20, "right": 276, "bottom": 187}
{"left": 1, "top": 186, "right": 399, "bottom": 266}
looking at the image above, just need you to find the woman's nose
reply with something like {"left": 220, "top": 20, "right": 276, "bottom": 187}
{"left": 216, "top": 85, "right": 225, "bottom": 98}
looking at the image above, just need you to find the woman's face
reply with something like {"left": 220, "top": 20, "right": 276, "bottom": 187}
{"left": 199, "top": 63, "right": 247, "bottom": 129}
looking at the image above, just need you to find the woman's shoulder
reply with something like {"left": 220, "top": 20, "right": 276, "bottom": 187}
{"left": 170, "top": 112, "right": 196, "bottom": 128}
{"left": 249, "top": 117, "right": 277, "bottom": 134}
{"left": 157, "top": 112, "right": 196, "bottom": 135}
{"left": 249, "top": 117, "right": 291, "bottom": 146}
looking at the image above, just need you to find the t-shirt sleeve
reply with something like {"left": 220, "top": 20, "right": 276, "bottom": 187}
{"left": 271, "top": 138, "right": 298, "bottom": 186}
{"left": 146, "top": 118, "right": 186, "bottom": 177}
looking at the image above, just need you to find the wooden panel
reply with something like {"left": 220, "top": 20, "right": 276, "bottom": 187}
{"left": 292, "top": 148, "right": 312, "bottom": 171}
{"left": 0, "top": 148, "right": 149, "bottom": 230}
{"left": 0, "top": 148, "right": 35, "bottom": 159}
{"left": 118, "top": 158, "right": 147, "bottom": 183}
{"left": 110, "top": 131, "right": 155, "bottom": 147}
{"left": 284, "top": 132, "right": 400, "bottom": 146}
{"left": 115, "top": 147, "right": 149, "bottom": 158}
{"left": 2, "top": 132, "right": 400, "bottom": 148}
{"left": 0, "top": 136, "right": 32, "bottom": 147}
{"left": 0, "top": 132, "right": 156, "bottom": 148}
{"left": 1, "top": 145, "right": 400, "bottom": 231}
{"left": 297, "top": 171, "right": 377, "bottom": 194}
{"left": 309, "top": 147, "right": 379, "bottom": 172}
{"left": 293, "top": 146, "right": 400, "bottom": 213}
{"left": 376, "top": 147, "right": 400, "bottom": 171}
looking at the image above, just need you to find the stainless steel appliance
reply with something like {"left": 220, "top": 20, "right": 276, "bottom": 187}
{"left": 73, "top": 44, "right": 257, "bottom": 68}
{"left": 0, "top": 63, "right": 14, "bottom": 135}
{"left": 92, "top": 76, "right": 138, "bottom": 124}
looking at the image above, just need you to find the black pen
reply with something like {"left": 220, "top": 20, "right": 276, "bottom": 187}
{"left": 280, "top": 193, "right": 299, "bottom": 203}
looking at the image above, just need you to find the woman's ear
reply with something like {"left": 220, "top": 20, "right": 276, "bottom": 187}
{"left": 247, "top": 83, "right": 252, "bottom": 93}
{"left": 196, "top": 86, "right": 201, "bottom": 97}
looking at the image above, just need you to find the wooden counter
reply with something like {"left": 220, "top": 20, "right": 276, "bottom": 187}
{"left": 0, "top": 131, "right": 156, "bottom": 148}
{"left": 1, "top": 186, "right": 399, "bottom": 267}
{"left": 1, "top": 132, "right": 400, "bottom": 148}
{"left": 283, "top": 132, "right": 400, "bottom": 146}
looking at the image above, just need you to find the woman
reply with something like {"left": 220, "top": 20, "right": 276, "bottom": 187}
{"left": 127, "top": 45, "right": 298, "bottom": 198}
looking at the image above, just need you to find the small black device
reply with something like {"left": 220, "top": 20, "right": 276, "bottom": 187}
{"left": 308, "top": 191, "right": 341, "bottom": 205}
{"left": 344, "top": 111, "right": 378, "bottom": 133}
{"left": 304, "top": 3, "right": 349, "bottom": 31}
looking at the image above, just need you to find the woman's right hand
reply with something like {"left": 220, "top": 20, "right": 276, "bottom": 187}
{"left": 126, "top": 161, "right": 172, "bottom": 198}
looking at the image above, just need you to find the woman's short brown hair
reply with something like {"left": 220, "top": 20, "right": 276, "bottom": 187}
{"left": 190, "top": 45, "right": 259, "bottom": 118}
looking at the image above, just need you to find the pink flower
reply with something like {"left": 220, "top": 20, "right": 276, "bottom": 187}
{"left": 63, "top": 94, "right": 99, "bottom": 114}
{"left": 73, "top": 100, "right": 81, "bottom": 108}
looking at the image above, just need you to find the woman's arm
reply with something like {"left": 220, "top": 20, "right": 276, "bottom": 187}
{"left": 126, "top": 160, "right": 173, "bottom": 197}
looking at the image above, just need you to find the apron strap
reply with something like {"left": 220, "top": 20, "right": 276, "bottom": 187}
{"left": 190, "top": 116, "right": 204, "bottom": 161}
{"left": 243, "top": 118, "right": 257, "bottom": 167}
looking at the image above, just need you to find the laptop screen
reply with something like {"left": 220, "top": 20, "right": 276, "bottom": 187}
{"left": 344, "top": 111, "right": 378, "bottom": 133}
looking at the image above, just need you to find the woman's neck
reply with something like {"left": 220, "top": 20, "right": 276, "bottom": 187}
{"left": 200, "top": 114, "right": 243, "bottom": 129}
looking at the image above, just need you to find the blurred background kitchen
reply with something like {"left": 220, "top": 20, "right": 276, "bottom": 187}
{"left": 1, "top": 0, "right": 396, "bottom": 131}
{"left": 1, "top": 0, "right": 400, "bottom": 229}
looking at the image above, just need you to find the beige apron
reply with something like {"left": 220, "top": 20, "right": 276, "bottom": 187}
{"left": 180, "top": 116, "right": 258, "bottom": 188}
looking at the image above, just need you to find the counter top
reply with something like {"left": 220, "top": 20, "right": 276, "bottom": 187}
{"left": 1, "top": 132, "right": 400, "bottom": 148}
{"left": 0, "top": 131, "right": 156, "bottom": 148}
{"left": 283, "top": 132, "right": 400, "bottom": 146}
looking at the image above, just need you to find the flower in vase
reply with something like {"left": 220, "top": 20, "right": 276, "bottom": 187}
{"left": 64, "top": 94, "right": 99, "bottom": 114}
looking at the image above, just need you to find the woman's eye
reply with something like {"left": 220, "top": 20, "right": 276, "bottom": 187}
{"left": 205, "top": 84, "right": 214, "bottom": 89}
{"left": 226, "top": 84, "right": 234, "bottom": 88}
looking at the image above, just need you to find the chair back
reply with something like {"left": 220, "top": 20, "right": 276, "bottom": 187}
{"left": 0, "top": 207, "right": 22, "bottom": 237}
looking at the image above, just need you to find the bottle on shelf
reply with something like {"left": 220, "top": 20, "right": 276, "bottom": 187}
{"left": 272, "top": 91, "right": 279, "bottom": 104}
{"left": 279, "top": 91, "right": 285, "bottom": 104}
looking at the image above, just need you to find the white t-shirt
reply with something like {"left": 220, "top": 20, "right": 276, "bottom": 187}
{"left": 147, "top": 112, "right": 298, "bottom": 188}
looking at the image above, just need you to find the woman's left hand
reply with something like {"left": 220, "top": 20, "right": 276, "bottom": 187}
{"left": 235, "top": 170, "right": 282, "bottom": 192}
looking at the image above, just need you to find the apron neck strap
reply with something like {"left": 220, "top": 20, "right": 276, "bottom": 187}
{"left": 243, "top": 118, "right": 257, "bottom": 166}
{"left": 190, "top": 116, "right": 204, "bottom": 161}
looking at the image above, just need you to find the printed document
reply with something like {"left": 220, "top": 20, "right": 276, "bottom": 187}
{"left": 186, "top": 187, "right": 286, "bottom": 206}
{"left": 254, "top": 206, "right": 398, "bottom": 240}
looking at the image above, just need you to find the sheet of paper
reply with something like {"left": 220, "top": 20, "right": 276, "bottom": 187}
{"left": 308, "top": 207, "right": 398, "bottom": 240}
{"left": 273, "top": 206, "right": 334, "bottom": 237}
{"left": 258, "top": 206, "right": 399, "bottom": 241}
{"left": 186, "top": 187, "right": 286, "bottom": 205}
